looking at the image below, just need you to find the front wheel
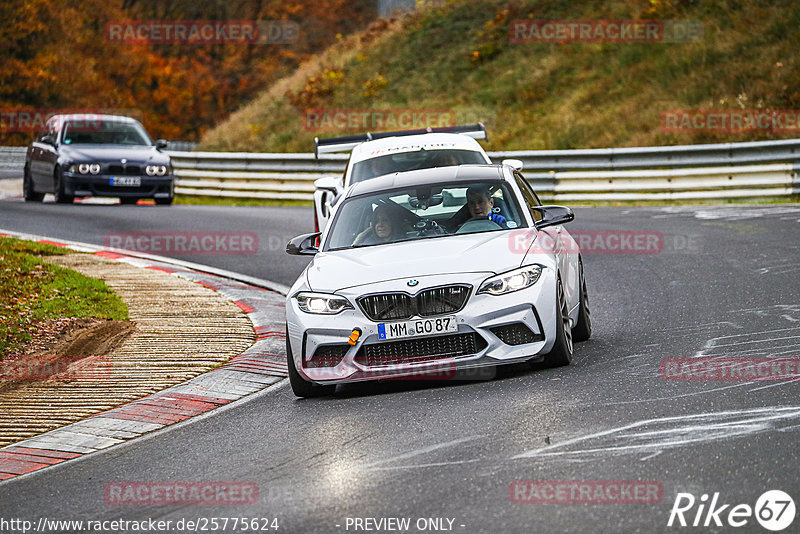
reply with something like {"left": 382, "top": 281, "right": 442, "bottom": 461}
{"left": 542, "top": 277, "right": 574, "bottom": 368}
{"left": 572, "top": 258, "right": 592, "bottom": 342}
{"left": 23, "top": 165, "right": 44, "bottom": 202}
{"left": 53, "top": 167, "right": 74, "bottom": 204}
{"left": 286, "top": 330, "right": 336, "bottom": 398}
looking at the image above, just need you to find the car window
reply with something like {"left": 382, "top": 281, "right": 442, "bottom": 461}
{"left": 39, "top": 117, "right": 58, "bottom": 142}
{"left": 325, "top": 180, "right": 526, "bottom": 250}
{"left": 514, "top": 171, "right": 543, "bottom": 222}
{"left": 61, "top": 119, "right": 152, "bottom": 145}
{"left": 349, "top": 149, "right": 487, "bottom": 184}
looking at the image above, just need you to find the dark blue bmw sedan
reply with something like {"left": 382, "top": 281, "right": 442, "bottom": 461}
{"left": 24, "top": 114, "right": 174, "bottom": 205}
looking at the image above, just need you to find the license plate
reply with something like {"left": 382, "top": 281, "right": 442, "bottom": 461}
{"left": 378, "top": 315, "right": 458, "bottom": 341}
{"left": 110, "top": 176, "right": 141, "bottom": 187}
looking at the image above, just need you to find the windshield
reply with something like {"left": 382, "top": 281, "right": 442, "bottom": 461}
{"left": 325, "top": 180, "right": 526, "bottom": 251}
{"left": 349, "top": 149, "right": 487, "bottom": 185}
{"left": 61, "top": 119, "right": 153, "bottom": 146}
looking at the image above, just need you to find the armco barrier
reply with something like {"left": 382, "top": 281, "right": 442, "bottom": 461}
{"left": 3, "top": 138, "right": 800, "bottom": 200}
{"left": 0, "top": 147, "right": 26, "bottom": 174}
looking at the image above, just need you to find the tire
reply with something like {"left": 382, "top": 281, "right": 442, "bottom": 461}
{"left": 542, "top": 276, "right": 574, "bottom": 368}
{"left": 286, "top": 329, "right": 336, "bottom": 398}
{"left": 119, "top": 197, "right": 138, "bottom": 205}
{"left": 23, "top": 165, "right": 44, "bottom": 202}
{"left": 53, "top": 167, "right": 74, "bottom": 204}
{"left": 572, "top": 258, "right": 592, "bottom": 342}
{"left": 155, "top": 196, "right": 173, "bottom": 206}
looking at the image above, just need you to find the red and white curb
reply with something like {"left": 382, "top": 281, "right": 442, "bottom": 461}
{"left": 0, "top": 231, "right": 289, "bottom": 483}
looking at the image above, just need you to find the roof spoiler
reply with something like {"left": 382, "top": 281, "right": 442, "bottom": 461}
{"left": 314, "top": 123, "right": 487, "bottom": 158}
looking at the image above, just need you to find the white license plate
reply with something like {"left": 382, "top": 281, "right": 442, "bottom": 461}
{"left": 110, "top": 176, "right": 141, "bottom": 187}
{"left": 378, "top": 315, "right": 458, "bottom": 341}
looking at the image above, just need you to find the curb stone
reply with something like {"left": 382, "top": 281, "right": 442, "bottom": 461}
{"left": 0, "top": 231, "right": 288, "bottom": 482}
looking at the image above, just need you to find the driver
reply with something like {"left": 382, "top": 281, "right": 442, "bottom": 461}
{"left": 353, "top": 205, "right": 401, "bottom": 246}
{"left": 466, "top": 186, "right": 508, "bottom": 227}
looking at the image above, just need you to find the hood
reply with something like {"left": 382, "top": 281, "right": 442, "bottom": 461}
{"left": 60, "top": 145, "right": 168, "bottom": 165}
{"left": 307, "top": 231, "right": 531, "bottom": 292}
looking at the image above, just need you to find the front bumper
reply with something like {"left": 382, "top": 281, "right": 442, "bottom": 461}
{"left": 63, "top": 173, "right": 174, "bottom": 199}
{"left": 286, "top": 269, "right": 558, "bottom": 385}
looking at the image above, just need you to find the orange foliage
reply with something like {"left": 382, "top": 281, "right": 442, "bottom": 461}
{"left": 0, "top": 0, "right": 375, "bottom": 144}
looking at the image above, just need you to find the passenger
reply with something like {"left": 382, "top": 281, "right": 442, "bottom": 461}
{"left": 353, "top": 205, "right": 401, "bottom": 246}
{"left": 433, "top": 152, "right": 460, "bottom": 167}
{"left": 465, "top": 186, "right": 508, "bottom": 227}
{"left": 368, "top": 156, "right": 394, "bottom": 179}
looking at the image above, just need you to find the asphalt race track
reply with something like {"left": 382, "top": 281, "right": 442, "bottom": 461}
{"left": 2, "top": 198, "right": 800, "bottom": 533}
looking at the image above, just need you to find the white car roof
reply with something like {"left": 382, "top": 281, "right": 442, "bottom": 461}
{"left": 348, "top": 133, "right": 487, "bottom": 164}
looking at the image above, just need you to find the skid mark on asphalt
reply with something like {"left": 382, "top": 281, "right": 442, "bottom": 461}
{"left": 650, "top": 321, "right": 743, "bottom": 334}
{"left": 693, "top": 326, "right": 800, "bottom": 358}
{"left": 511, "top": 406, "right": 800, "bottom": 461}
{"left": 603, "top": 382, "right": 754, "bottom": 406}
{"left": 756, "top": 259, "right": 800, "bottom": 276}
{"left": 749, "top": 377, "right": 800, "bottom": 392}
{"left": 629, "top": 205, "right": 800, "bottom": 222}
{"left": 362, "top": 435, "right": 484, "bottom": 471}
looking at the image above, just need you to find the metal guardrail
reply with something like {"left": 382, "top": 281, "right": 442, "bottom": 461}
{"left": 0, "top": 147, "right": 26, "bottom": 172}
{"left": 3, "top": 139, "right": 800, "bottom": 200}
{"left": 493, "top": 138, "right": 800, "bottom": 171}
{"left": 168, "top": 151, "right": 349, "bottom": 201}
{"left": 169, "top": 138, "right": 800, "bottom": 201}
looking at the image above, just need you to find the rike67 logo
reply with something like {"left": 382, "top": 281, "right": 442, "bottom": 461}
{"left": 668, "top": 490, "right": 795, "bottom": 531}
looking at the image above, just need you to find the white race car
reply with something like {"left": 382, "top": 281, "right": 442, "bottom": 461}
{"left": 285, "top": 163, "right": 591, "bottom": 397}
{"left": 312, "top": 124, "right": 523, "bottom": 233}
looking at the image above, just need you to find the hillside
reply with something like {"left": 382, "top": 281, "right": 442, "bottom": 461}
{"left": 200, "top": 0, "right": 800, "bottom": 152}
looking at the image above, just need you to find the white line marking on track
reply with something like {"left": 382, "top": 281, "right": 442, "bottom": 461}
{"left": 511, "top": 406, "right": 800, "bottom": 460}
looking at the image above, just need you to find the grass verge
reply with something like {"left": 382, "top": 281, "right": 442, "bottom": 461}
{"left": 0, "top": 237, "right": 128, "bottom": 359}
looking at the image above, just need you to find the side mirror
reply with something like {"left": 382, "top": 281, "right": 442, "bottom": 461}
{"left": 532, "top": 205, "right": 574, "bottom": 230}
{"left": 40, "top": 135, "right": 56, "bottom": 146}
{"left": 502, "top": 158, "right": 524, "bottom": 171}
{"left": 286, "top": 232, "right": 321, "bottom": 256}
{"left": 314, "top": 176, "right": 342, "bottom": 196}
{"left": 315, "top": 176, "right": 343, "bottom": 210}
{"left": 155, "top": 139, "right": 168, "bottom": 150}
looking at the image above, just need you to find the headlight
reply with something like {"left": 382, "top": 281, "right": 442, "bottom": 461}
{"left": 146, "top": 165, "right": 167, "bottom": 176}
{"left": 78, "top": 163, "right": 90, "bottom": 174}
{"left": 295, "top": 292, "right": 353, "bottom": 314}
{"left": 89, "top": 163, "right": 100, "bottom": 174}
{"left": 477, "top": 265, "right": 543, "bottom": 296}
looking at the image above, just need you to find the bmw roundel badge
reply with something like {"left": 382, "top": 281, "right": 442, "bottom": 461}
{"left": 407, "top": 279, "right": 419, "bottom": 287}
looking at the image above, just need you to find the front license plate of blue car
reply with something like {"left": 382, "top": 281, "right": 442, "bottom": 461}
{"left": 110, "top": 176, "right": 141, "bottom": 187}
{"left": 378, "top": 315, "right": 458, "bottom": 341}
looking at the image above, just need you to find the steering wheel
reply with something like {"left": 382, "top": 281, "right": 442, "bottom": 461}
{"left": 414, "top": 219, "right": 446, "bottom": 237}
{"left": 455, "top": 218, "right": 502, "bottom": 234}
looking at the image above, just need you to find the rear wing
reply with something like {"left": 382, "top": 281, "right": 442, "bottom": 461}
{"left": 314, "top": 123, "right": 487, "bottom": 158}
